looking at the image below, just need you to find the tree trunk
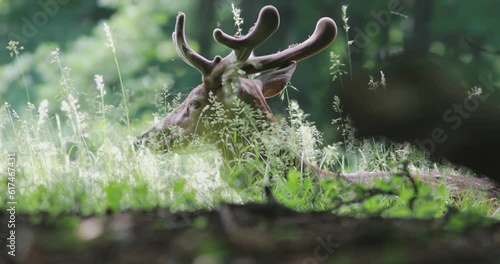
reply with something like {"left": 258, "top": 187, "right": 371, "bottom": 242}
{"left": 405, "top": 0, "right": 433, "bottom": 56}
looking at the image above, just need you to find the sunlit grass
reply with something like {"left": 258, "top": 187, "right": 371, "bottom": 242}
{"left": 0, "top": 42, "right": 241, "bottom": 215}
{"left": 1, "top": 24, "right": 498, "bottom": 222}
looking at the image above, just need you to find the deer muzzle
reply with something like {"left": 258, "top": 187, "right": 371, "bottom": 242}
{"left": 140, "top": 117, "right": 186, "bottom": 152}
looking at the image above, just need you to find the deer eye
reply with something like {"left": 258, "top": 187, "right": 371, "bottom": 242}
{"left": 189, "top": 99, "right": 201, "bottom": 109}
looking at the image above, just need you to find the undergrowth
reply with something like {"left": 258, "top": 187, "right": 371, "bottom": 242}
{"left": 0, "top": 7, "right": 499, "bottom": 222}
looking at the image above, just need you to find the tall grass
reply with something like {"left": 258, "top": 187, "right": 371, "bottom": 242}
{"left": 104, "top": 23, "right": 130, "bottom": 132}
{"left": 6, "top": 41, "right": 30, "bottom": 102}
{"left": 0, "top": 41, "right": 241, "bottom": 215}
{"left": 0, "top": 9, "right": 498, "bottom": 221}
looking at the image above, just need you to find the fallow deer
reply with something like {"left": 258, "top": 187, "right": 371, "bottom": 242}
{"left": 141, "top": 5, "right": 342, "bottom": 178}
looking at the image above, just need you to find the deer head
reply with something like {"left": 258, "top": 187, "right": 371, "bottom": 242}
{"left": 141, "top": 5, "right": 337, "bottom": 152}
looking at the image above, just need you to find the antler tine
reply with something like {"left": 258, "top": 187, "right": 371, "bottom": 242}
{"left": 173, "top": 12, "right": 221, "bottom": 76}
{"left": 242, "top": 17, "right": 337, "bottom": 74}
{"left": 213, "top": 5, "right": 280, "bottom": 62}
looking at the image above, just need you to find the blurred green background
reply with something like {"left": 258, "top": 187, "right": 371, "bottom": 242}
{"left": 1, "top": 0, "right": 499, "bottom": 143}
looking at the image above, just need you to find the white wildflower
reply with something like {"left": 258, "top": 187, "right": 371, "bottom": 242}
{"left": 38, "top": 99, "right": 49, "bottom": 126}
{"left": 103, "top": 23, "right": 116, "bottom": 53}
{"left": 94, "top": 74, "right": 106, "bottom": 95}
{"left": 50, "top": 48, "right": 60, "bottom": 64}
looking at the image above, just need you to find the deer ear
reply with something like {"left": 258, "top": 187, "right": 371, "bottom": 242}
{"left": 259, "top": 62, "right": 297, "bottom": 98}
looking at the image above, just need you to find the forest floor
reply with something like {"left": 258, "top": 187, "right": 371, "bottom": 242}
{"left": 3, "top": 201, "right": 500, "bottom": 264}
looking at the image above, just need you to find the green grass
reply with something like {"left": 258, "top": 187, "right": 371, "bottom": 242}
{"left": 1, "top": 22, "right": 499, "bottom": 222}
